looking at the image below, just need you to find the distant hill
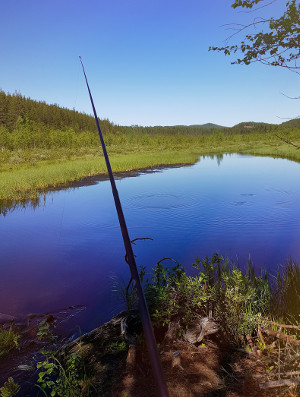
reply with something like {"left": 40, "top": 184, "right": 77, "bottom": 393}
{"left": 188, "top": 123, "right": 227, "bottom": 129}
{"left": 174, "top": 123, "right": 226, "bottom": 129}
{"left": 231, "top": 121, "right": 275, "bottom": 134}
{"left": 281, "top": 118, "right": 300, "bottom": 128}
{"left": 232, "top": 121, "right": 273, "bottom": 128}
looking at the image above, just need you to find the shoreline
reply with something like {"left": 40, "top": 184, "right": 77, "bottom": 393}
{"left": 0, "top": 237, "right": 299, "bottom": 395}
{"left": 0, "top": 149, "right": 201, "bottom": 204}
{"left": 1, "top": 133, "right": 300, "bottom": 205}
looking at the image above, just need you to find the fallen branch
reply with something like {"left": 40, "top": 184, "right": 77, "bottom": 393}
{"left": 261, "top": 328, "right": 300, "bottom": 346}
{"left": 257, "top": 324, "right": 266, "bottom": 349}
{"left": 259, "top": 377, "right": 300, "bottom": 389}
{"left": 246, "top": 334, "right": 256, "bottom": 353}
{"left": 264, "top": 320, "right": 300, "bottom": 331}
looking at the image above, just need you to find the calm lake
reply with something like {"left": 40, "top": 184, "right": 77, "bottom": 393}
{"left": 1, "top": 153, "right": 300, "bottom": 333}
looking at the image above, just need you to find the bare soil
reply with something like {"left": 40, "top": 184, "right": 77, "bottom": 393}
{"left": 1, "top": 311, "right": 299, "bottom": 397}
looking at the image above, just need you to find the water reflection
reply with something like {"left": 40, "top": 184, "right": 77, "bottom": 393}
{"left": 0, "top": 155, "right": 227, "bottom": 215}
{"left": 0, "top": 197, "right": 41, "bottom": 217}
{"left": 0, "top": 164, "right": 190, "bottom": 216}
{"left": 197, "top": 153, "right": 225, "bottom": 167}
{"left": 0, "top": 154, "right": 299, "bottom": 333}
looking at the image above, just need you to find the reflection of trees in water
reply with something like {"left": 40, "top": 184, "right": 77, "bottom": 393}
{"left": 0, "top": 195, "right": 43, "bottom": 216}
{"left": 201, "top": 153, "right": 224, "bottom": 166}
{"left": 216, "top": 154, "right": 223, "bottom": 167}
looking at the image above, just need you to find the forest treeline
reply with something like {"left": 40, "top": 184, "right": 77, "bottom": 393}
{"left": 0, "top": 90, "right": 299, "bottom": 151}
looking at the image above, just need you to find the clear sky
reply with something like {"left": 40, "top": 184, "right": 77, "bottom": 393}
{"left": 1, "top": 0, "right": 299, "bottom": 127}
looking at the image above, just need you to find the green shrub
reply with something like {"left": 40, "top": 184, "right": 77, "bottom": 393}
{"left": 36, "top": 349, "right": 82, "bottom": 397}
{"left": 0, "top": 328, "right": 19, "bottom": 357}
{"left": 143, "top": 254, "right": 273, "bottom": 344}
{"left": 0, "top": 377, "right": 20, "bottom": 397}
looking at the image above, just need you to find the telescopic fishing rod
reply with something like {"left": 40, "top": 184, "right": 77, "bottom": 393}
{"left": 79, "top": 56, "right": 169, "bottom": 397}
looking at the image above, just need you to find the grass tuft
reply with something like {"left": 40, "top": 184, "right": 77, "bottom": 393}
{"left": 0, "top": 328, "right": 19, "bottom": 357}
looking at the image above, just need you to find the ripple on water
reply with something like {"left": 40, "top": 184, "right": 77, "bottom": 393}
{"left": 276, "top": 201, "right": 292, "bottom": 206}
{"left": 126, "top": 193, "right": 199, "bottom": 210}
{"left": 232, "top": 201, "right": 247, "bottom": 206}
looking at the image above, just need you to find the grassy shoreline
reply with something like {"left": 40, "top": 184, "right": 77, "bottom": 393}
{"left": 0, "top": 150, "right": 201, "bottom": 202}
{"left": 1, "top": 132, "right": 300, "bottom": 203}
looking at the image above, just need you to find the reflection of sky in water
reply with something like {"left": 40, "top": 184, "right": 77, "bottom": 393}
{"left": 1, "top": 154, "right": 300, "bottom": 332}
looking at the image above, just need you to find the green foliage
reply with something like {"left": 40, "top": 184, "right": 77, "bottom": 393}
{"left": 34, "top": 318, "right": 90, "bottom": 396}
{"left": 0, "top": 126, "right": 12, "bottom": 150}
{"left": 210, "top": 258, "right": 271, "bottom": 341}
{"left": 36, "top": 350, "right": 82, "bottom": 397}
{"left": 37, "top": 319, "right": 57, "bottom": 342}
{"left": 143, "top": 254, "right": 275, "bottom": 344}
{"left": 231, "top": 0, "right": 263, "bottom": 9}
{"left": 1, "top": 90, "right": 299, "bottom": 153}
{"left": 108, "top": 341, "right": 127, "bottom": 353}
{"left": 210, "top": 0, "right": 300, "bottom": 70}
{"left": 0, "top": 91, "right": 97, "bottom": 133}
{"left": 0, "top": 328, "right": 19, "bottom": 357}
{"left": 0, "top": 378, "right": 20, "bottom": 397}
{"left": 35, "top": 320, "right": 84, "bottom": 396}
{"left": 143, "top": 261, "right": 200, "bottom": 328}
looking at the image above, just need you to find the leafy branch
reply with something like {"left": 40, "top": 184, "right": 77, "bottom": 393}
{"left": 209, "top": 0, "right": 300, "bottom": 71}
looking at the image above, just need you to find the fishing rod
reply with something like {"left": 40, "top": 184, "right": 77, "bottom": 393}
{"left": 79, "top": 57, "right": 169, "bottom": 397}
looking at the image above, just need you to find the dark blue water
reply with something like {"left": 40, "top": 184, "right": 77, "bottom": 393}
{"left": 1, "top": 154, "right": 300, "bottom": 332}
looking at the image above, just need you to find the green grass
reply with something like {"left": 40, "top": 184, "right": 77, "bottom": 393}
{"left": 0, "top": 150, "right": 200, "bottom": 201}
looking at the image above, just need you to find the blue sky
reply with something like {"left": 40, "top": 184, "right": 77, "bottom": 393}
{"left": 1, "top": 0, "right": 298, "bottom": 127}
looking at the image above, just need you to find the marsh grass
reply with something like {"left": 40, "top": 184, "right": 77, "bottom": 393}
{"left": 0, "top": 150, "right": 200, "bottom": 201}
{"left": 1, "top": 129, "right": 300, "bottom": 202}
